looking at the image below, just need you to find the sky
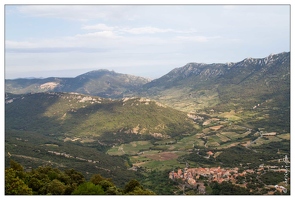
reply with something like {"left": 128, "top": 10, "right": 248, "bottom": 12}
{"left": 4, "top": 4, "right": 290, "bottom": 79}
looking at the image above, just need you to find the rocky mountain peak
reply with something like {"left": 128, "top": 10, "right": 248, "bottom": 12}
{"left": 238, "top": 52, "right": 289, "bottom": 67}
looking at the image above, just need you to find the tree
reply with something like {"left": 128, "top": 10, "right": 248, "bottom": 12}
{"left": 27, "top": 176, "right": 43, "bottom": 193}
{"left": 64, "top": 184, "right": 78, "bottom": 195}
{"left": 64, "top": 169, "right": 85, "bottom": 185}
{"left": 123, "top": 179, "right": 155, "bottom": 195}
{"left": 9, "top": 160, "right": 27, "bottom": 180}
{"left": 210, "top": 181, "right": 250, "bottom": 195}
{"left": 45, "top": 179, "right": 67, "bottom": 195}
{"left": 97, "top": 180, "right": 115, "bottom": 191}
{"left": 10, "top": 160, "right": 24, "bottom": 171}
{"left": 72, "top": 182, "right": 105, "bottom": 195}
{"left": 5, "top": 168, "right": 32, "bottom": 195}
{"left": 105, "top": 186, "right": 123, "bottom": 195}
{"left": 90, "top": 174, "right": 107, "bottom": 185}
{"left": 127, "top": 186, "right": 155, "bottom": 195}
{"left": 124, "top": 179, "right": 142, "bottom": 194}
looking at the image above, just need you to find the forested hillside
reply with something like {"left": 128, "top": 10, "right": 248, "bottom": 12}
{"left": 5, "top": 160, "right": 155, "bottom": 195}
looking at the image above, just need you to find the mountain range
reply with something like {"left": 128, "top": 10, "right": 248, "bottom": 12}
{"left": 136, "top": 52, "right": 290, "bottom": 112}
{"left": 5, "top": 52, "right": 290, "bottom": 194}
{"left": 5, "top": 69, "right": 150, "bottom": 98}
{"left": 6, "top": 52, "right": 290, "bottom": 113}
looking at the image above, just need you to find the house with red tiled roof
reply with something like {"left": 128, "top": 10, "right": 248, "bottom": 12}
{"left": 218, "top": 178, "right": 224, "bottom": 183}
{"left": 188, "top": 178, "right": 197, "bottom": 186}
{"left": 177, "top": 169, "right": 183, "bottom": 178}
{"left": 207, "top": 151, "right": 214, "bottom": 156}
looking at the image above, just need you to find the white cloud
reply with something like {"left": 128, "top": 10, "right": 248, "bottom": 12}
{"left": 124, "top": 26, "right": 174, "bottom": 34}
{"left": 6, "top": 30, "right": 122, "bottom": 52}
{"left": 81, "top": 23, "right": 116, "bottom": 31}
{"left": 81, "top": 23, "right": 188, "bottom": 35}
{"left": 175, "top": 35, "right": 221, "bottom": 43}
{"left": 89, "top": 24, "right": 198, "bottom": 34}
{"left": 75, "top": 31, "right": 120, "bottom": 39}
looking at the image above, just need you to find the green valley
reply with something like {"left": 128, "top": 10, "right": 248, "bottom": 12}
{"left": 5, "top": 52, "right": 290, "bottom": 195}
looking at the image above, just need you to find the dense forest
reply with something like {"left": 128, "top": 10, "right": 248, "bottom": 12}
{"left": 5, "top": 160, "right": 155, "bottom": 195}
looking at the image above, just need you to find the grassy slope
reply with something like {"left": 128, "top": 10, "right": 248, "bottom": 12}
{"left": 5, "top": 92, "right": 197, "bottom": 144}
{"left": 4, "top": 92, "right": 198, "bottom": 188}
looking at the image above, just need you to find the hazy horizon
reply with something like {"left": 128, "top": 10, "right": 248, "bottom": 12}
{"left": 5, "top": 51, "right": 290, "bottom": 80}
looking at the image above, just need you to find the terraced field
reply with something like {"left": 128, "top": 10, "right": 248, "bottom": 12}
{"left": 107, "top": 141, "right": 153, "bottom": 156}
{"left": 105, "top": 107, "right": 290, "bottom": 171}
{"left": 250, "top": 136, "right": 286, "bottom": 147}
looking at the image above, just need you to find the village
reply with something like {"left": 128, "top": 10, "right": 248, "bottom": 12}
{"left": 169, "top": 166, "right": 242, "bottom": 186}
{"left": 169, "top": 162, "right": 288, "bottom": 194}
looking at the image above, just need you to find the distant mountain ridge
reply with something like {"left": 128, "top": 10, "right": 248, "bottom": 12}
{"left": 6, "top": 52, "right": 290, "bottom": 113}
{"left": 142, "top": 52, "right": 289, "bottom": 89}
{"left": 135, "top": 52, "right": 290, "bottom": 112}
{"left": 5, "top": 69, "right": 150, "bottom": 98}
